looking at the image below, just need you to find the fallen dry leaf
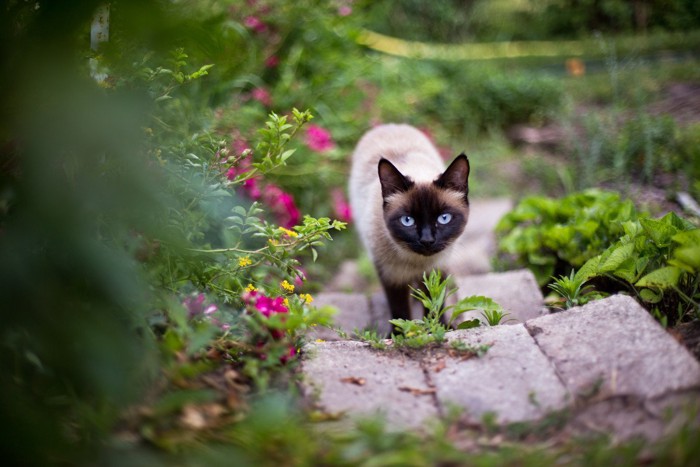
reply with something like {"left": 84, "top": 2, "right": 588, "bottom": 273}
{"left": 180, "top": 404, "right": 207, "bottom": 430}
{"left": 432, "top": 359, "right": 446, "bottom": 373}
{"left": 340, "top": 376, "right": 366, "bottom": 386}
{"left": 398, "top": 386, "right": 437, "bottom": 396}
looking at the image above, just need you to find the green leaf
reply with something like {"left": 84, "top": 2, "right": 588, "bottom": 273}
{"left": 612, "top": 257, "right": 638, "bottom": 283}
{"left": 574, "top": 255, "right": 600, "bottom": 282}
{"left": 640, "top": 217, "right": 678, "bottom": 248}
{"left": 635, "top": 266, "right": 682, "bottom": 290}
{"left": 456, "top": 319, "right": 481, "bottom": 330}
{"left": 598, "top": 242, "right": 634, "bottom": 273}
{"left": 639, "top": 288, "right": 663, "bottom": 304}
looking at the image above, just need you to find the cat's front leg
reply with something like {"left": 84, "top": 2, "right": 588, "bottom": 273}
{"left": 381, "top": 280, "right": 411, "bottom": 323}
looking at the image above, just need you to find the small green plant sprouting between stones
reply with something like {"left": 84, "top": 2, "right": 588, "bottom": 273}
{"left": 387, "top": 270, "right": 507, "bottom": 349}
{"left": 547, "top": 270, "right": 602, "bottom": 309}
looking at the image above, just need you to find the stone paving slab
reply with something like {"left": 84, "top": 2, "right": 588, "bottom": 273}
{"left": 525, "top": 294, "right": 700, "bottom": 400}
{"left": 432, "top": 324, "right": 569, "bottom": 424}
{"left": 314, "top": 269, "right": 545, "bottom": 339}
{"left": 301, "top": 340, "right": 439, "bottom": 429}
{"left": 447, "top": 198, "right": 513, "bottom": 276}
{"left": 301, "top": 294, "right": 700, "bottom": 440}
{"left": 453, "top": 269, "right": 546, "bottom": 325}
{"left": 563, "top": 391, "right": 700, "bottom": 442}
{"left": 307, "top": 293, "right": 371, "bottom": 341}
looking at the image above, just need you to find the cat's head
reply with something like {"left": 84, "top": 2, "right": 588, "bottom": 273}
{"left": 378, "top": 154, "right": 470, "bottom": 256}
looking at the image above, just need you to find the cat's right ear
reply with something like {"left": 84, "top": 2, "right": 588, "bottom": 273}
{"left": 378, "top": 158, "right": 413, "bottom": 200}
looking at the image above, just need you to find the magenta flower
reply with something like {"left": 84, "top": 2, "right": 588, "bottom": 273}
{"left": 183, "top": 293, "right": 206, "bottom": 318}
{"left": 338, "top": 5, "right": 352, "bottom": 16}
{"left": 244, "top": 15, "right": 267, "bottom": 33}
{"left": 331, "top": 188, "right": 352, "bottom": 222}
{"left": 251, "top": 87, "right": 272, "bottom": 107}
{"left": 226, "top": 167, "right": 238, "bottom": 181}
{"left": 254, "top": 295, "right": 288, "bottom": 318}
{"left": 263, "top": 184, "right": 300, "bottom": 228}
{"left": 265, "top": 55, "right": 279, "bottom": 68}
{"left": 232, "top": 138, "right": 250, "bottom": 155}
{"left": 280, "top": 345, "right": 297, "bottom": 364}
{"left": 183, "top": 294, "right": 225, "bottom": 329}
{"left": 294, "top": 268, "right": 306, "bottom": 288}
{"left": 243, "top": 177, "right": 262, "bottom": 199}
{"left": 304, "top": 124, "right": 335, "bottom": 152}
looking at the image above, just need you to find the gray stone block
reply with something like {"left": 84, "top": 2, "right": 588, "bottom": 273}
{"left": 446, "top": 198, "right": 513, "bottom": 276}
{"left": 301, "top": 341, "right": 439, "bottom": 429}
{"left": 307, "top": 293, "right": 372, "bottom": 341}
{"left": 466, "top": 198, "right": 513, "bottom": 235}
{"left": 563, "top": 391, "right": 700, "bottom": 442}
{"left": 452, "top": 269, "right": 546, "bottom": 325}
{"left": 368, "top": 291, "right": 393, "bottom": 336}
{"left": 526, "top": 294, "right": 700, "bottom": 400}
{"left": 431, "top": 324, "right": 569, "bottom": 424}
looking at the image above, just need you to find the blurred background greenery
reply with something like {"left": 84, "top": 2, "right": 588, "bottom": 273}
{"left": 1, "top": 0, "right": 699, "bottom": 465}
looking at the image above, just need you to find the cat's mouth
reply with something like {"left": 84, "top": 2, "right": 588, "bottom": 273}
{"left": 406, "top": 242, "right": 446, "bottom": 257}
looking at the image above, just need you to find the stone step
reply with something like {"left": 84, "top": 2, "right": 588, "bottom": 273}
{"left": 310, "top": 269, "right": 544, "bottom": 341}
{"left": 300, "top": 294, "right": 700, "bottom": 440}
{"left": 301, "top": 340, "right": 438, "bottom": 430}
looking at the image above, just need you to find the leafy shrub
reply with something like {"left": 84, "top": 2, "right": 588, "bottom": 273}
{"left": 572, "top": 212, "right": 700, "bottom": 325}
{"left": 542, "top": 0, "right": 700, "bottom": 38}
{"left": 496, "top": 189, "right": 640, "bottom": 286}
{"left": 429, "top": 65, "right": 563, "bottom": 134}
{"left": 0, "top": 1, "right": 356, "bottom": 463}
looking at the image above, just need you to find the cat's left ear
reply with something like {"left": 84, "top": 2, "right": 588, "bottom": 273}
{"left": 436, "top": 153, "right": 469, "bottom": 194}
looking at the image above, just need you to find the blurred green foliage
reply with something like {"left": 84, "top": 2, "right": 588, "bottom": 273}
{"left": 2, "top": 0, "right": 700, "bottom": 465}
{"left": 496, "top": 190, "right": 640, "bottom": 285}
{"left": 362, "top": 0, "right": 700, "bottom": 43}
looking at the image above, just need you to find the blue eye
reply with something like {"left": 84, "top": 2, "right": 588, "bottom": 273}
{"left": 400, "top": 215, "right": 415, "bottom": 227}
{"left": 437, "top": 213, "right": 452, "bottom": 225}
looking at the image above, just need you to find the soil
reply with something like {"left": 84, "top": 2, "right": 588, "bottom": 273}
{"left": 671, "top": 321, "right": 700, "bottom": 362}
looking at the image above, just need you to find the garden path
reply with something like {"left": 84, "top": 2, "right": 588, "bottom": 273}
{"left": 300, "top": 199, "right": 700, "bottom": 442}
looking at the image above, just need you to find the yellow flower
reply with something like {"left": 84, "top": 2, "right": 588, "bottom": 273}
{"left": 280, "top": 280, "right": 295, "bottom": 293}
{"left": 245, "top": 284, "right": 257, "bottom": 292}
{"left": 278, "top": 227, "right": 298, "bottom": 238}
{"left": 284, "top": 298, "right": 290, "bottom": 308}
{"left": 299, "top": 293, "right": 314, "bottom": 304}
{"left": 315, "top": 338, "right": 325, "bottom": 343}
{"left": 238, "top": 256, "right": 253, "bottom": 267}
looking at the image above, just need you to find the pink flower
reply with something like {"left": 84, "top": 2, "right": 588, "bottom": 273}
{"left": 294, "top": 269, "right": 306, "bottom": 288}
{"left": 265, "top": 55, "right": 279, "bottom": 68}
{"left": 251, "top": 87, "right": 272, "bottom": 107}
{"left": 232, "top": 139, "right": 250, "bottom": 155}
{"left": 304, "top": 124, "right": 335, "bottom": 152}
{"left": 263, "top": 184, "right": 300, "bottom": 228}
{"left": 338, "top": 5, "right": 352, "bottom": 16}
{"left": 243, "top": 177, "right": 262, "bottom": 199}
{"left": 183, "top": 294, "right": 222, "bottom": 326}
{"left": 255, "top": 295, "right": 288, "bottom": 317}
{"left": 331, "top": 188, "right": 352, "bottom": 222}
{"left": 183, "top": 293, "right": 206, "bottom": 318}
{"left": 244, "top": 15, "right": 267, "bottom": 33}
{"left": 226, "top": 167, "right": 238, "bottom": 181}
{"left": 280, "top": 345, "right": 297, "bottom": 363}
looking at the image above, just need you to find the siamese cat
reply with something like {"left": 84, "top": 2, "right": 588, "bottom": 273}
{"left": 349, "top": 124, "right": 470, "bottom": 323}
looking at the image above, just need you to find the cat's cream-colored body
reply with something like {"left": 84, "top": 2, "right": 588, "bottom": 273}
{"left": 349, "top": 124, "right": 458, "bottom": 285}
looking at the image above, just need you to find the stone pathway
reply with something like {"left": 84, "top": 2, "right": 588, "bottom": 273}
{"left": 300, "top": 199, "right": 700, "bottom": 441}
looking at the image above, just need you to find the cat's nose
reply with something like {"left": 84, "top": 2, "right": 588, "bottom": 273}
{"left": 419, "top": 228, "right": 435, "bottom": 245}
